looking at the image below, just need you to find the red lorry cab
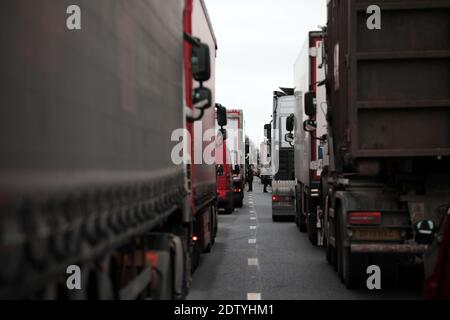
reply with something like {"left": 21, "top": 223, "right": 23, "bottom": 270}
{"left": 215, "top": 133, "right": 234, "bottom": 215}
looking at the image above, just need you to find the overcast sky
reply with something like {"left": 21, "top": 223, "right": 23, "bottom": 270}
{"left": 205, "top": 0, "right": 327, "bottom": 147}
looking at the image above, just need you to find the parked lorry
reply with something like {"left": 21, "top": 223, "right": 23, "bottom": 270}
{"left": 312, "top": 0, "right": 450, "bottom": 289}
{"left": 292, "top": 31, "right": 329, "bottom": 245}
{"left": 215, "top": 105, "right": 235, "bottom": 215}
{"left": 227, "top": 109, "right": 246, "bottom": 208}
{"left": 259, "top": 139, "right": 273, "bottom": 191}
{"left": 0, "top": 0, "right": 218, "bottom": 299}
{"left": 271, "top": 90, "right": 297, "bottom": 222}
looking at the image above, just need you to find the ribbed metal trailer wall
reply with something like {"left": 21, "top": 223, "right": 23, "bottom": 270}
{"left": 326, "top": 0, "right": 450, "bottom": 167}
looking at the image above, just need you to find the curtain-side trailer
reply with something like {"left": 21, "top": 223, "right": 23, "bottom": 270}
{"left": 0, "top": 0, "right": 218, "bottom": 299}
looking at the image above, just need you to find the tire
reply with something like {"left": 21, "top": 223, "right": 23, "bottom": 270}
{"left": 307, "top": 212, "right": 318, "bottom": 245}
{"left": 326, "top": 239, "right": 332, "bottom": 263}
{"left": 204, "top": 207, "right": 213, "bottom": 253}
{"left": 336, "top": 208, "right": 344, "bottom": 281}
{"left": 160, "top": 255, "right": 174, "bottom": 300}
{"left": 326, "top": 238, "right": 338, "bottom": 271}
{"left": 191, "top": 240, "right": 201, "bottom": 273}
{"left": 272, "top": 215, "right": 281, "bottom": 222}
{"left": 295, "top": 213, "right": 302, "bottom": 228}
{"left": 299, "top": 213, "right": 307, "bottom": 232}
{"left": 210, "top": 206, "right": 217, "bottom": 246}
{"left": 343, "top": 249, "right": 365, "bottom": 289}
{"left": 225, "top": 201, "right": 233, "bottom": 215}
{"left": 336, "top": 206, "right": 365, "bottom": 288}
{"left": 298, "top": 187, "right": 307, "bottom": 232}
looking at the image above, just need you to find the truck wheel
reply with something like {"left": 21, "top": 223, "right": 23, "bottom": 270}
{"left": 326, "top": 240, "right": 337, "bottom": 271}
{"left": 204, "top": 207, "right": 213, "bottom": 253}
{"left": 225, "top": 201, "right": 233, "bottom": 215}
{"left": 210, "top": 206, "right": 217, "bottom": 246}
{"left": 298, "top": 214, "right": 307, "bottom": 232}
{"left": 158, "top": 255, "right": 174, "bottom": 300}
{"left": 307, "top": 212, "right": 318, "bottom": 245}
{"left": 343, "top": 249, "right": 365, "bottom": 289}
{"left": 191, "top": 241, "right": 201, "bottom": 272}
{"left": 336, "top": 208, "right": 344, "bottom": 281}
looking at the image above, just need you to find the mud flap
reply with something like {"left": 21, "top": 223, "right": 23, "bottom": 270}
{"left": 145, "top": 234, "right": 174, "bottom": 300}
{"left": 170, "top": 235, "right": 185, "bottom": 299}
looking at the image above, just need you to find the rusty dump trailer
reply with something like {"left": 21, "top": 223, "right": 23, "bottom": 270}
{"left": 0, "top": 0, "right": 217, "bottom": 299}
{"left": 318, "top": 0, "right": 450, "bottom": 288}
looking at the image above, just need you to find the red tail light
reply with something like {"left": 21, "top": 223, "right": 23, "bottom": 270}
{"left": 234, "top": 188, "right": 241, "bottom": 193}
{"left": 272, "top": 195, "right": 292, "bottom": 202}
{"left": 348, "top": 212, "right": 381, "bottom": 225}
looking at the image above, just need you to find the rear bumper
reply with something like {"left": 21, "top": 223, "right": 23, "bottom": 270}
{"left": 272, "top": 204, "right": 296, "bottom": 217}
{"left": 217, "top": 191, "right": 233, "bottom": 209}
{"left": 350, "top": 244, "right": 428, "bottom": 254}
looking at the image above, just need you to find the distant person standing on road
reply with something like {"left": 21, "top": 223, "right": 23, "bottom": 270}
{"left": 247, "top": 165, "right": 254, "bottom": 192}
{"left": 263, "top": 179, "right": 268, "bottom": 193}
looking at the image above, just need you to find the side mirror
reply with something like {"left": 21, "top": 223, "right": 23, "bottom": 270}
{"left": 304, "top": 92, "right": 316, "bottom": 117}
{"left": 286, "top": 114, "right": 295, "bottom": 132}
{"left": 264, "top": 124, "right": 272, "bottom": 140}
{"left": 415, "top": 220, "right": 437, "bottom": 245}
{"left": 303, "top": 119, "right": 317, "bottom": 132}
{"left": 193, "top": 87, "right": 212, "bottom": 110}
{"left": 285, "top": 133, "right": 294, "bottom": 144}
{"left": 192, "top": 42, "right": 211, "bottom": 82}
{"left": 216, "top": 104, "right": 228, "bottom": 127}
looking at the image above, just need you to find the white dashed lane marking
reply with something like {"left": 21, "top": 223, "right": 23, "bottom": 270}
{"left": 248, "top": 239, "right": 256, "bottom": 244}
{"left": 250, "top": 226, "right": 256, "bottom": 230}
{"left": 248, "top": 258, "right": 258, "bottom": 266}
{"left": 247, "top": 293, "right": 261, "bottom": 300}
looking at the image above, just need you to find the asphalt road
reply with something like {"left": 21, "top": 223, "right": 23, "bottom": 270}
{"left": 188, "top": 180, "right": 421, "bottom": 300}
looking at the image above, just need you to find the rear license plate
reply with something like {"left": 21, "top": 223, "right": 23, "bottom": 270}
{"left": 352, "top": 229, "right": 402, "bottom": 241}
